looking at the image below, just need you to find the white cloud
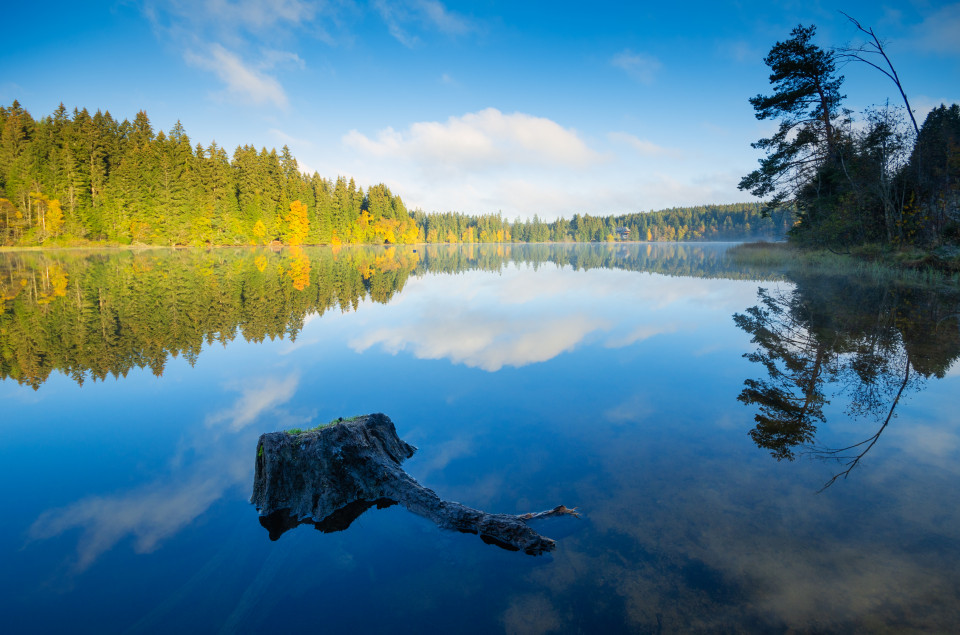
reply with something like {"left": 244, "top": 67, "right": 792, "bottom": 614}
{"left": 350, "top": 268, "right": 625, "bottom": 371}
{"left": 145, "top": 1, "right": 332, "bottom": 109}
{"left": 147, "top": 0, "right": 325, "bottom": 41}
{"left": 374, "top": 1, "right": 420, "bottom": 47}
{"left": 910, "top": 4, "right": 960, "bottom": 55}
{"left": 344, "top": 107, "right": 602, "bottom": 171}
{"left": 418, "top": 0, "right": 471, "bottom": 35}
{"left": 335, "top": 103, "right": 759, "bottom": 219}
{"left": 259, "top": 47, "right": 306, "bottom": 70}
{"left": 608, "top": 131, "right": 682, "bottom": 158}
{"left": 206, "top": 0, "right": 321, "bottom": 31}
{"left": 270, "top": 127, "right": 313, "bottom": 148}
{"left": 910, "top": 95, "right": 960, "bottom": 126}
{"left": 185, "top": 44, "right": 289, "bottom": 108}
{"left": 611, "top": 49, "right": 662, "bottom": 84}
{"left": 335, "top": 143, "right": 754, "bottom": 220}
{"left": 373, "top": 0, "right": 473, "bottom": 47}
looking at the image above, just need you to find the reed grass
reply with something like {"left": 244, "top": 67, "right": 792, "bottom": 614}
{"left": 727, "top": 241, "right": 960, "bottom": 287}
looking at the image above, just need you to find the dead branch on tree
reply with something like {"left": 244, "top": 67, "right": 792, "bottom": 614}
{"left": 836, "top": 11, "right": 920, "bottom": 137}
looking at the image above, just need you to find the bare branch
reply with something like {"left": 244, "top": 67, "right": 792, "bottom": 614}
{"left": 836, "top": 11, "right": 920, "bottom": 137}
{"left": 815, "top": 358, "right": 911, "bottom": 492}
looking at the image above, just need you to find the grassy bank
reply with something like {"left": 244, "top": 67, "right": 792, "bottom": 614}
{"left": 728, "top": 241, "right": 960, "bottom": 287}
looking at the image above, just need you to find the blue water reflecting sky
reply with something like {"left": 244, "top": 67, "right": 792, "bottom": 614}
{"left": 3, "top": 246, "right": 959, "bottom": 632}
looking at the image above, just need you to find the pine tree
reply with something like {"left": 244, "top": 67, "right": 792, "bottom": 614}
{"left": 739, "top": 25, "right": 845, "bottom": 213}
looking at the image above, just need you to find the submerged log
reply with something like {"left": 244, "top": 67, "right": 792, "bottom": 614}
{"left": 251, "top": 413, "right": 578, "bottom": 555}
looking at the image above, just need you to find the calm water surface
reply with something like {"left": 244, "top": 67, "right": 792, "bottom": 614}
{"left": 2, "top": 244, "right": 958, "bottom": 633}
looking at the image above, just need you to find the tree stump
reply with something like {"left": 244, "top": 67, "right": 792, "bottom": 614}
{"left": 252, "top": 413, "right": 578, "bottom": 555}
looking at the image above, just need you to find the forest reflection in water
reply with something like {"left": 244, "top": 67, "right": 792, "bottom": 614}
{"left": 1, "top": 242, "right": 777, "bottom": 389}
{"left": 735, "top": 273, "right": 960, "bottom": 488}
{"left": 4, "top": 242, "right": 960, "bottom": 632}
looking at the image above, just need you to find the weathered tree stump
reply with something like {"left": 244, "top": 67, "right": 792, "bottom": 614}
{"left": 251, "top": 413, "right": 578, "bottom": 555}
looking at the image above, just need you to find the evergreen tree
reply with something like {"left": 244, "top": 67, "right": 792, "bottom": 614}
{"left": 739, "top": 24, "right": 846, "bottom": 243}
{"left": 906, "top": 104, "right": 960, "bottom": 243}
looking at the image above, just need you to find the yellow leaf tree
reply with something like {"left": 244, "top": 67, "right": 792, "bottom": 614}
{"left": 284, "top": 200, "right": 310, "bottom": 245}
{"left": 252, "top": 220, "right": 267, "bottom": 245}
{"left": 46, "top": 199, "right": 64, "bottom": 238}
{"left": 28, "top": 192, "right": 65, "bottom": 241}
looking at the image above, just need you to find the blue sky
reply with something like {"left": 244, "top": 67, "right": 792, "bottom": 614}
{"left": 2, "top": 1, "right": 958, "bottom": 219}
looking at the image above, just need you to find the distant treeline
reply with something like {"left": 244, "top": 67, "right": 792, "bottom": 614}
{"left": 415, "top": 204, "right": 791, "bottom": 244}
{"left": 0, "top": 102, "right": 789, "bottom": 247}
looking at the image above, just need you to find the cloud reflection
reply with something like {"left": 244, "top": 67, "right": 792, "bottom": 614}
{"left": 352, "top": 313, "right": 607, "bottom": 371}
{"left": 29, "top": 476, "right": 226, "bottom": 571}
{"left": 604, "top": 324, "right": 675, "bottom": 349}
{"left": 28, "top": 373, "right": 302, "bottom": 572}
{"left": 347, "top": 266, "right": 755, "bottom": 372}
{"left": 205, "top": 373, "right": 300, "bottom": 431}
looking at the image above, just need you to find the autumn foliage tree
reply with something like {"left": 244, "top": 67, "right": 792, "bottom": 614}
{"left": 28, "top": 192, "right": 64, "bottom": 242}
{"left": 284, "top": 200, "right": 309, "bottom": 245}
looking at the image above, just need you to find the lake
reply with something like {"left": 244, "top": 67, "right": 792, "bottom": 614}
{"left": 2, "top": 243, "right": 959, "bottom": 633}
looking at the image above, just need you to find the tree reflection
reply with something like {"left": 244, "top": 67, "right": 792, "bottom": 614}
{"left": 2, "top": 243, "right": 780, "bottom": 389}
{"left": 734, "top": 276, "right": 960, "bottom": 487}
{"left": 734, "top": 288, "right": 831, "bottom": 460}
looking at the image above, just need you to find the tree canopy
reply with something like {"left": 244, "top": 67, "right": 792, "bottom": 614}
{"left": 739, "top": 25, "right": 846, "bottom": 218}
{"left": 741, "top": 23, "right": 960, "bottom": 249}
